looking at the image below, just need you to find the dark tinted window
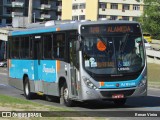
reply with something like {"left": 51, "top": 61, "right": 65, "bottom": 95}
{"left": 43, "top": 34, "right": 53, "bottom": 59}
{"left": 20, "top": 37, "right": 30, "bottom": 58}
{"left": 53, "top": 33, "right": 65, "bottom": 59}
{"left": 10, "top": 38, "right": 20, "bottom": 59}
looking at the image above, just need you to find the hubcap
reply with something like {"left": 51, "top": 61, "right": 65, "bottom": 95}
{"left": 25, "top": 83, "right": 29, "bottom": 96}
{"left": 63, "top": 88, "right": 69, "bottom": 102}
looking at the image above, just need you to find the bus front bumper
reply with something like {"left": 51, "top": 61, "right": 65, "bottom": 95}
{"left": 80, "top": 84, "right": 147, "bottom": 101}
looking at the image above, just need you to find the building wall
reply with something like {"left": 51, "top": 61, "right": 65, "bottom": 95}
{"left": 0, "top": 0, "right": 3, "bottom": 25}
{"left": 62, "top": 0, "right": 144, "bottom": 21}
{"left": 0, "top": 0, "right": 62, "bottom": 26}
{"left": 98, "top": 0, "right": 144, "bottom": 21}
{"left": 32, "top": 0, "right": 58, "bottom": 21}
{"left": 86, "top": 0, "right": 98, "bottom": 21}
{"left": 99, "top": 0, "right": 143, "bottom": 4}
{"left": 62, "top": 0, "right": 72, "bottom": 20}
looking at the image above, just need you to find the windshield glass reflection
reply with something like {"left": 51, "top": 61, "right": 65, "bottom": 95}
{"left": 82, "top": 34, "right": 145, "bottom": 75}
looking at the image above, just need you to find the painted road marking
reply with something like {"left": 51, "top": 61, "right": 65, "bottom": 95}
{"left": 0, "top": 84, "right": 7, "bottom": 86}
{"left": 0, "top": 84, "right": 12, "bottom": 88}
{"left": 0, "top": 73, "right": 7, "bottom": 76}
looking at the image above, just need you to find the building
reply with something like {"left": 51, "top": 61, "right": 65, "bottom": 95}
{"left": 0, "top": 0, "right": 62, "bottom": 26}
{"left": 33, "top": 0, "right": 62, "bottom": 22}
{"left": 62, "top": 0, "right": 144, "bottom": 21}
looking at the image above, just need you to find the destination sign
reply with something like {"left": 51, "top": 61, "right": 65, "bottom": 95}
{"left": 89, "top": 26, "right": 100, "bottom": 33}
{"left": 81, "top": 24, "right": 140, "bottom": 34}
{"left": 107, "top": 26, "right": 131, "bottom": 33}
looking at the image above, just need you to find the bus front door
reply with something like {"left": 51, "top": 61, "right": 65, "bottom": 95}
{"left": 33, "top": 37, "right": 43, "bottom": 93}
{"left": 69, "top": 39, "right": 79, "bottom": 98}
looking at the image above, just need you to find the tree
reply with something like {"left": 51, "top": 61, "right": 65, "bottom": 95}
{"left": 140, "top": 0, "right": 160, "bottom": 38}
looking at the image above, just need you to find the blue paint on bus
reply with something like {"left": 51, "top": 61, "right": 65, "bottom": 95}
{"left": 11, "top": 27, "right": 57, "bottom": 36}
{"left": 99, "top": 75, "right": 143, "bottom": 89}
{"left": 9, "top": 59, "right": 57, "bottom": 82}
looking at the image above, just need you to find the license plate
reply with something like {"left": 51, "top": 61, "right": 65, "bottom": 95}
{"left": 112, "top": 94, "right": 124, "bottom": 99}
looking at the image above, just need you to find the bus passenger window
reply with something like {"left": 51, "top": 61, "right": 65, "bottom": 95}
{"left": 11, "top": 38, "right": 20, "bottom": 59}
{"left": 53, "top": 33, "right": 65, "bottom": 59}
{"left": 43, "top": 35, "right": 53, "bottom": 59}
{"left": 20, "top": 37, "right": 30, "bottom": 59}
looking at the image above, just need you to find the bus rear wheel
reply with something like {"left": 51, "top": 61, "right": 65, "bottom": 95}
{"left": 60, "top": 82, "right": 74, "bottom": 107}
{"left": 24, "top": 77, "right": 33, "bottom": 100}
{"left": 113, "top": 98, "right": 127, "bottom": 106}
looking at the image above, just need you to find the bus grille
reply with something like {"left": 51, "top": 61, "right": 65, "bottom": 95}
{"left": 100, "top": 89, "right": 135, "bottom": 98}
{"left": 93, "top": 74, "right": 139, "bottom": 82}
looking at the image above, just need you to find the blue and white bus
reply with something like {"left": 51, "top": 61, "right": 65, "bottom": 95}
{"left": 8, "top": 20, "right": 147, "bottom": 106}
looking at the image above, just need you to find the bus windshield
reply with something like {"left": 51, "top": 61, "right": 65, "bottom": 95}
{"left": 81, "top": 24, "right": 145, "bottom": 75}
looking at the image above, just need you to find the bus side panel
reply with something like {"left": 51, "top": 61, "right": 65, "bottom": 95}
{"left": 8, "top": 77, "right": 23, "bottom": 91}
{"left": 34, "top": 60, "right": 58, "bottom": 95}
{"left": 47, "top": 61, "right": 69, "bottom": 97}
{"left": 39, "top": 60, "right": 57, "bottom": 83}
{"left": 9, "top": 59, "right": 35, "bottom": 91}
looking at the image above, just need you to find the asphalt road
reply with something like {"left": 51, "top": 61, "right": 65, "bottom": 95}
{"left": 0, "top": 67, "right": 160, "bottom": 119}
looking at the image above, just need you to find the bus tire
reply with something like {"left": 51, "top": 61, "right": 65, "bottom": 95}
{"left": 60, "top": 82, "right": 74, "bottom": 107}
{"left": 113, "top": 98, "right": 127, "bottom": 106}
{"left": 23, "top": 77, "right": 33, "bottom": 100}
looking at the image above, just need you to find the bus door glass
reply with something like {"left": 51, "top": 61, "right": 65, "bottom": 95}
{"left": 69, "top": 36, "right": 79, "bottom": 96}
{"left": 33, "top": 35, "right": 43, "bottom": 81}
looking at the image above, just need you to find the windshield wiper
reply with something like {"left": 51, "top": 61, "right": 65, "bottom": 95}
{"left": 119, "top": 33, "right": 129, "bottom": 53}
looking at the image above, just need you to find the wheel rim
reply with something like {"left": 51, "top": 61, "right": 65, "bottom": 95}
{"left": 63, "top": 88, "right": 69, "bottom": 102}
{"left": 25, "top": 82, "right": 29, "bottom": 96}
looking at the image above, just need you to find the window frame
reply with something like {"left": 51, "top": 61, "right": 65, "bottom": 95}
{"left": 42, "top": 33, "right": 53, "bottom": 60}
{"left": 111, "top": 3, "right": 118, "bottom": 9}
{"left": 133, "top": 4, "right": 140, "bottom": 10}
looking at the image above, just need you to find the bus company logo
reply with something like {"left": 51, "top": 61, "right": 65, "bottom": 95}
{"left": 121, "top": 82, "right": 136, "bottom": 87}
{"left": 43, "top": 64, "right": 55, "bottom": 74}
{"left": 116, "top": 83, "right": 120, "bottom": 87}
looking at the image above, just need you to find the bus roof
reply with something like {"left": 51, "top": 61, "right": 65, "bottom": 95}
{"left": 9, "top": 20, "right": 139, "bottom": 36}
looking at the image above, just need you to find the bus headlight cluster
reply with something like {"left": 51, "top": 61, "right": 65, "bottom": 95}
{"left": 82, "top": 77, "right": 97, "bottom": 89}
{"left": 138, "top": 76, "right": 147, "bottom": 87}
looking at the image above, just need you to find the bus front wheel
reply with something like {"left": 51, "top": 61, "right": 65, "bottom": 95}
{"left": 60, "top": 82, "right": 74, "bottom": 107}
{"left": 24, "top": 77, "right": 33, "bottom": 100}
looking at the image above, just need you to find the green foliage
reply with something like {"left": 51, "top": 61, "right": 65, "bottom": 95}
{"left": 0, "top": 94, "right": 71, "bottom": 111}
{"left": 140, "top": 0, "right": 160, "bottom": 39}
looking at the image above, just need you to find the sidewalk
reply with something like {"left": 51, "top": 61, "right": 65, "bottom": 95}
{"left": 147, "top": 63, "right": 160, "bottom": 89}
{"left": 148, "top": 82, "right": 160, "bottom": 89}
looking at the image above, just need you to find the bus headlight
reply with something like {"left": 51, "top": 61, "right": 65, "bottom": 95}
{"left": 82, "top": 77, "right": 97, "bottom": 89}
{"left": 138, "top": 76, "right": 147, "bottom": 87}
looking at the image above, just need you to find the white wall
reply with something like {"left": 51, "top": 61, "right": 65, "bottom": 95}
{"left": 99, "top": 9, "right": 143, "bottom": 16}
{"left": 99, "top": 0, "right": 144, "bottom": 4}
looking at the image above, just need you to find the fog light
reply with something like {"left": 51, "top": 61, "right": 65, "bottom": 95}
{"left": 138, "top": 77, "right": 147, "bottom": 87}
